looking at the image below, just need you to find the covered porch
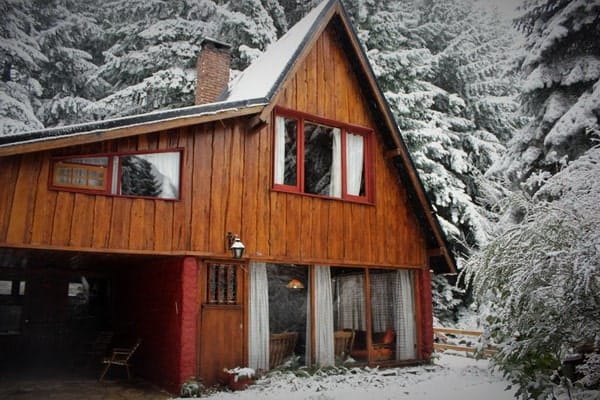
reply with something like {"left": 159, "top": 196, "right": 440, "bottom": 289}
{"left": 0, "top": 247, "right": 196, "bottom": 393}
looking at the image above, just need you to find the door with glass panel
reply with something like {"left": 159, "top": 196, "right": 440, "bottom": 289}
{"left": 198, "top": 262, "right": 245, "bottom": 386}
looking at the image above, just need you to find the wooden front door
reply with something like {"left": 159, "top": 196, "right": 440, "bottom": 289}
{"left": 198, "top": 262, "right": 246, "bottom": 386}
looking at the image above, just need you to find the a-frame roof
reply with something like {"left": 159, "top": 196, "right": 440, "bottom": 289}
{"left": 0, "top": 0, "right": 456, "bottom": 273}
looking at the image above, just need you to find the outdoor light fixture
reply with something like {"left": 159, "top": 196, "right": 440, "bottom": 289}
{"left": 226, "top": 232, "right": 245, "bottom": 259}
{"left": 286, "top": 278, "right": 304, "bottom": 289}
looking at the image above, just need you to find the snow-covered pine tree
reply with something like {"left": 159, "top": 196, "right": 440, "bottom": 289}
{"left": 426, "top": 0, "right": 526, "bottom": 240}
{"left": 279, "top": 0, "right": 322, "bottom": 25}
{"left": 84, "top": 0, "right": 283, "bottom": 121}
{"left": 35, "top": 0, "right": 108, "bottom": 127}
{"left": 0, "top": 0, "right": 46, "bottom": 135}
{"left": 496, "top": 0, "right": 600, "bottom": 193}
{"left": 464, "top": 2, "right": 600, "bottom": 396}
{"left": 431, "top": 273, "right": 464, "bottom": 323}
{"left": 347, "top": 0, "right": 520, "bottom": 255}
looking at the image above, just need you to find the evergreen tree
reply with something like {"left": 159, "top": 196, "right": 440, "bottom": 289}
{"left": 279, "top": 0, "right": 322, "bottom": 24}
{"left": 496, "top": 0, "right": 600, "bottom": 193}
{"left": 35, "top": 0, "right": 108, "bottom": 126}
{"left": 0, "top": 0, "right": 45, "bottom": 135}
{"left": 348, "top": 0, "right": 521, "bottom": 255}
{"left": 85, "top": 0, "right": 282, "bottom": 120}
{"left": 431, "top": 273, "right": 464, "bottom": 323}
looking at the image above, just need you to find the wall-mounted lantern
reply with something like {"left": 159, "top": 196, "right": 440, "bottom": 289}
{"left": 226, "top": 232, "right": 245, "bottom": 259}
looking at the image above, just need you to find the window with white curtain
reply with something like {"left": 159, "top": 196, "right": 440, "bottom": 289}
{"left": 331, "top": 267, "right": 417, "bottom": 364}
{"left": 273, "top": 107, "right": 372, "bottom": 202}
{"left": 51, "top": 150, "right": 182, "bottom": 199}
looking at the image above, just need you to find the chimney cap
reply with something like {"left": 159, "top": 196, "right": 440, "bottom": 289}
{"left": 200, "top": 37, "right": 232, "bottom": 50}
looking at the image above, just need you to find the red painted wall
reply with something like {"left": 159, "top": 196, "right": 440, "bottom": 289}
{"left": 114, "top": 256, "right": 197, "bottom": 394}
{"left": 418, "top": 269, "right": 434, "bottom": 360}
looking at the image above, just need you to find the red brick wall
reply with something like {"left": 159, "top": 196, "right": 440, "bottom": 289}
{"left": 195, "top": 40, "right": 231, "bottom": 104}
{"left": 179, "top": 257, "right": 198, "bottom": 385}
{"left": 419, "top": 269, "right": 434, "bottom": 360}
{"left": 114, "top": 257, "right": 197, "bottom": 394}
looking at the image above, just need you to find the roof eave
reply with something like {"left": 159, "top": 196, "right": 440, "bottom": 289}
{"left": 0, "top": 100, "right": 267, "bottom": 157}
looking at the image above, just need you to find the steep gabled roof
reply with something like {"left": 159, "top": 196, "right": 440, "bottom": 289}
{"left": 224, "top": 0, "right": 457, "bottom": 273}
{"left": 0, "top": 0, "right": 455, "bottom": 273}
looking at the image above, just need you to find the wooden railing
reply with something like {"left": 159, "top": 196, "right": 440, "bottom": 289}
{"left": 433, "top": 327, "right": 497, "bottom": 356}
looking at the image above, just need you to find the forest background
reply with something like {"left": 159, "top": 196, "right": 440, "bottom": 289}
{"left": 1, "top": 0, "right": 598, "bottom": 399}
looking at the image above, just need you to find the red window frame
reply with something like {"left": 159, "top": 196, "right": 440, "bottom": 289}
{"left": 273, "top": 106, "right": 374, "bottom": 204}
{"left": 49, "top": 148, "right": 184, "bottom": 201}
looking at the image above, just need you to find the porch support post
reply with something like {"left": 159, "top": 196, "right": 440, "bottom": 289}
{"left": 179, "top": 256, "right": 199, "bottom": 386}
{"left": 418, "top": 269, "right": 434, "bottom": 360}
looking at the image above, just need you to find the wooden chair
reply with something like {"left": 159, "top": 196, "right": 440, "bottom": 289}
{"left": 334, "top": 330, "right": 355, "bottom": 360}
{"left": 269, "top": 332, "right": 298, "bottom": 369}
{"left": 99, "top": 338, "right": 141, "bottom": 381}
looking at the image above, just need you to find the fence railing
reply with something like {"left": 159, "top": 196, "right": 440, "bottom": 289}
{"left": 433, "top": 327, "right": 497, "bottom": 357}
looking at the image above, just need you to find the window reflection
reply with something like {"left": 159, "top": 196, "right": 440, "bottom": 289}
{"left": 51, "top": 151, "right": 181, "bottom": 199}
{"left": 120, "top": 152, "right": 180, "bottom": 199}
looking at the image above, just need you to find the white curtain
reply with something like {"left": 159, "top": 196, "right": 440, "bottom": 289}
{"left": 393, "top": 270, "right": 416, "bottom": 360}
{"left": 274, "top": 116, "right": 286, "bottom": 185}
{"left": 305, "top": 275, "right": 312, "bottom": 366}
{"left": 370, "top": 273, "right": 393, "bottom": 332}
{"left": 346, "top": 133, "right": 364, "bottom": 196}
{"left": 329, "top": 128, "right": 342, "bottom": 198}
{"left": 314, "top": 266, "right": 335, "bottom": 366}
{"left": 335, "top": 274, "right": 366, "bottom": 331}
{"left": 248, "top": 262, "right": 270, "bottom": 371}
{"left": 111, "top": 157, "right": 119, "bottom": 194}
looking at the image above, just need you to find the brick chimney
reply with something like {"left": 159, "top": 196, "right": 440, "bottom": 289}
{"left": 195, "top": 38, "right": 231, "bottom": 105}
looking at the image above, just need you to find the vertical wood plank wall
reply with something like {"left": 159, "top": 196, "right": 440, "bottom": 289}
{"left": 0, "top": 25, "right": 427, "bottom": 268}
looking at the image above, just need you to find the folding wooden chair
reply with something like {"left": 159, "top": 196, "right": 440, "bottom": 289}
{"left": 99, "top": 338, "right": 141, "bottom": 381}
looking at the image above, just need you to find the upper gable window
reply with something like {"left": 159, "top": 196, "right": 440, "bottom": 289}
{"left": 51, "top": 150, "right": 182, "bottom": 200}
{"left": 274, "top": 107, "right": 372, "bottom": 202}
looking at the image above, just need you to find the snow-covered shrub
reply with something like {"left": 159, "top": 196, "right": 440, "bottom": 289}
{"left": 464, "top": 142, "right": 600, "bottom": 399}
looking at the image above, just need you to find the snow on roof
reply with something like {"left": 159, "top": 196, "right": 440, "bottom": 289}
{"left": 0, "top": 98, "right": 267, "bottom": 147}
{"left": 223, "top": 0, "right": 333, "bottom": 102}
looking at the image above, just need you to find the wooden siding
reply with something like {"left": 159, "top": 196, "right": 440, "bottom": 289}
{"left": 0, "top": 25, "right": 427, "bottom": 268}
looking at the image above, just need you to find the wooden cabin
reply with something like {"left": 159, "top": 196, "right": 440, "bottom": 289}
{"left": 0, "top": 0, "right": 455, "bottom": 393}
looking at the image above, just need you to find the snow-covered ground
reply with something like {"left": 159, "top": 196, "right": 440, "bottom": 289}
{"left": 176, "top": 353, "right": 515, "bottom": 400}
